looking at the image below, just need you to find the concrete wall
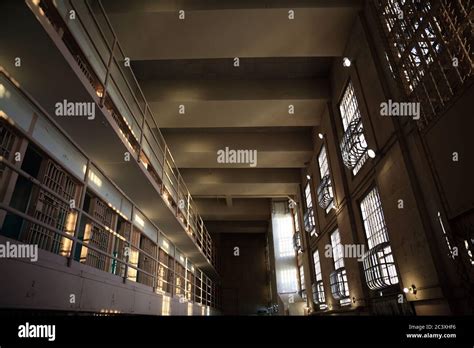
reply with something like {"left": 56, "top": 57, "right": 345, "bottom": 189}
{"left": 214, "top": 233, "right": 270, "bottom": 315}
{"left": 298, "top": 12, "right": 471, "bottom": 315}
{"left": 0, "top": 236, "right": 210, "bottom": 316}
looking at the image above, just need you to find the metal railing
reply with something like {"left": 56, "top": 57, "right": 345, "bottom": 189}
{"left": 0, "top": 130, "right": 218, "bottom": 309}
{"left": 317, "top": 174, "right": 334, "bottom": 210}
{"left": 340, "top": 117, "right": 368, "bottom": 171}
{"left": 329, "top": 267, "right": 350, "bottom": 301}
{"left": 0, "top": 68, "right": 218, "bottom": 309}
{"left": 303, "top": 209, "right": 315, "bottom": 234}
{"left": 33, "top": 0, "right": 215, "bottom": 265}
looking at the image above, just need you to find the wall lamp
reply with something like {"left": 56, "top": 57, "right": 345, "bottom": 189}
{"left": 368, "top": 149, "right": 376, "bottom": 159}
{"left": 403, "top": 284, "right": 417, "bottom": 295}
{"left": 342, "top": 57, "right": 352, "bottom": 68}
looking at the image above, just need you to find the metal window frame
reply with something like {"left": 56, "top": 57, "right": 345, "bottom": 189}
{"left": 330, "top": 267, "right": 350, "bottom": 300}
{"left": 360, "top": 187, "right": 399, "bottom": 290}
{"left": 374, "top": 0, "right": 474, "bottom": 131}
{"left": 338, "top": 82, "right": 369, "bottom": 175}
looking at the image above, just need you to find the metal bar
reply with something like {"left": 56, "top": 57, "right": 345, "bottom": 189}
{"left": 27, "top": 0, "right": 217, "bottom": 277}
{"left": 68, "top": 158, "right": 89, "bottom": 266}
{"left": 101, "top": 37, "right": 117, "bottom": 107}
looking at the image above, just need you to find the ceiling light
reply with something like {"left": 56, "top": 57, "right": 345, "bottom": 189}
{"left": 342, "top": 57, "right": 352, "bottom": 68}
{"left": 368, "top": 149, "right": 376, "bottom": 158}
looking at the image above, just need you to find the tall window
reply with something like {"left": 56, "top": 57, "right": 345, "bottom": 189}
{"left": 376, "top": 0, "right": 473, "bottom": 130}
{"left": 331, "top": 229, "right": 345, "bottom": 270}
{"left": 292, "top": 208, "right": 302, "bottom": 253}
{"left": 312, "top": 250, "right": 326, "bottom": 305}
{"left": 318, "top": 145, "right": 330, "bottom": 179}
{"left": 329, "top": 229, "right": 350, "bottom": 302}
{"left": 339, "top": 82, "right": 369, "bottom": 175}
{"left": 277, "top": 226, "right": 294, "bottom": 258}
{"left": 317, "top": 145, "right": 334, "bottom": 213}
{"left": 299, "top": 265, "right": 306, "bottom": 300}
{"left": 360, "top": 187, "right": 399, "bottom": 290}
{"left": 304, "top": 182, "right": 316, "bottom": 236}
{"left": 271, "top": 201, "right": 299, "bottom": 294}
{"left": 293, "top": 208, "right": 300, "bottom": 233}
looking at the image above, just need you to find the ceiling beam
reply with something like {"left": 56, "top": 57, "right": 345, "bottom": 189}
{"left": 103, "top": 0, "right": 364, "bottom": 13}
{"left": 159, "top": 128, "right": 314, "bottom": 168}
{"left": 195, "top": 198, "right": 270, "bottom": 221}
{"left": 107, "top": 7, "right": 359, "bottom": 59}
{"left": 180, "top": 168, "right": 301, "bottom": 196}
{"left": 205, "top": 220, "right": 269, "bottom": 234}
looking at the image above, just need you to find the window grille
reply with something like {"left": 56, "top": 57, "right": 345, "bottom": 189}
{"left": 312, "top": 250, "right": 326, "bottom": 304}
{"left": 330, "top": 229, "right": 350, "bottom": 300}
{"left": 362, "top": 242, "right": 399, "bottom": 290}
{"left": 293, "top": 232, "right": 302, "bottom": 253}
{"left": 339, "top": 82, "right": 369, "bottom": 175}
{"left": 360, "top": 187, "right": 399, "bottom": 289}
{"left": 330, "top": 267, "right": 350, "bottom": 300}
{"left": 317, "top": 145, "right": 334, "bottom": 211}
{"left": 375, "top": 0, "right": 474, "bottom": 130}
{"left": 293, "top": 208, "right": 300, "bottom": 233}
{"left": 299, "top": 265, "right": 307, "bottom": 300}
{"left": 304, "top": 183, "right": 316, "bottom": 233}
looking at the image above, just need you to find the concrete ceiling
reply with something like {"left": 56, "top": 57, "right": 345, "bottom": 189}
{"left": 102, "top": 0, "right": 361, "bottom": 232}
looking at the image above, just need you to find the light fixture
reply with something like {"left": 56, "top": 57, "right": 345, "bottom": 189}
{"left": 403, "top": 284, "right": 417, "bottom": 295}
{"left": 368, "top": 149, "right": 376, "bottom": 158}
{"left": 342, "top": 57, "right": 352, "bottom": 68}
{"left": 318, "top": 133, "right": 324, "bottom": 140}
{"left": 306, "top": 174, "right": 311, "bottom": 180}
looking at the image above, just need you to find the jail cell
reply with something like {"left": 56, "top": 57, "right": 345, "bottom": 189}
{"left": 127, "top": 227, "right": 141, "bottom": 282}
{"left": 186, "top": 268, "right": 195, "bottom": 302}
{"left": 194, "top": 271, "right": 202, "bottom": 305}
{"left": 0, "top": 120, "right": 18, "bottom": 182}
{"left": 206, "top": 278, "right": 212, "bottom": 307}
{"left": 157, "top": 248, "right": 173, "bottom": 294}
{"left": 81, "top": 197, "right": 115, "bottom": 271}
{"left": 23, "top": 159, "right": 79, "bottom": 256}
{"left": 0, "top": 120, "right": 21, "bottom": 227}
{"left": 174, "top": 261, "right": 186, "bottom": 297}
{"left": 137, "top": 233, "right": 158, "bottom": 288}
{"left": 110, "top": 216, "right": 131, "bottom": 277}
